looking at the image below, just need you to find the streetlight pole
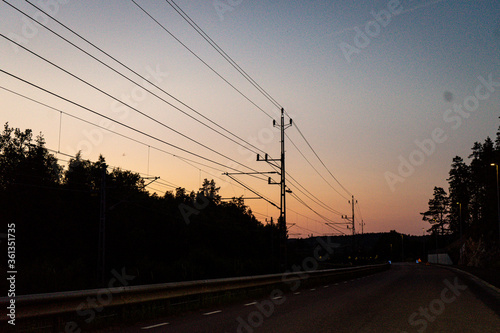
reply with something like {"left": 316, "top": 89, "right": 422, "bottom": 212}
{"left": 401, "top": 234, "right": 404, "bottom": 262}
{"left": 422, "top": 228, "right": 425, "bottom": 260}
{"left": 491, "top": 163, "right": 500, "bottom": 242}
{"left": 435, "top": 226, "right": 439, "bottom": 264}
{"left": 390, "top": 243, "right": 392, "bottom": 262}
{"left": 456, "top": 202, "right": 462, "bottom": 240}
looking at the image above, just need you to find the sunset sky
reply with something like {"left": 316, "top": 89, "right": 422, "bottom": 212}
{"left": 1, "top": 0, "right": 499, "bottom": 237}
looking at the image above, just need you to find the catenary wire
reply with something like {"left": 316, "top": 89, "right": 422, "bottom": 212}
{"left": 10, "top": 0, "right": 269, "bottom": 159}
{"left": 130, "top": 1, "right": 351, "bottom": 219}
{"left": 130, "top": 0, "right": 274, "bottom": 120}
{"left": 1, "top": 83, "right": 276, "bottom": 204}
{"left": 154, "top": 1, "right": 353, "bottom": 214}
{"left": 0, "top": 69, "right": 268, "bottom": 177}
{"left": 286, "top": 132, "right": 350, "bottom": 201}
{"left": 165, "top": 0, "right": 282, "bottom": 111}
{"left": 0, "top": 34, "right": 267, "bottom": 177}
{"left": 289, "top": 192, "right": 345, "bottom": 234}
{"left": 12, "top": 1, "right": 356, "bottom": 232}
{"left": 160, "top": 0, "right": 354, "bottom": 210}
{"left": 292, "top": 120, "right": 352, "bottom": 198}
{"left": 129, "top": 1, "right": 354, "bottom": 219}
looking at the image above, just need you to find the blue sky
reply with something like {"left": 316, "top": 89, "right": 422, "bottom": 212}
{"left": 1, "top": 0, "right": 499, "bottom": 236}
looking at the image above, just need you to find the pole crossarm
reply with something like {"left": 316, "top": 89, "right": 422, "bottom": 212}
{"left": 223, "top": 173, "right": 280, "bottom": 209}
{"left": 268, "top": 177, "right": 280, "bottom": 185}
{"left": 220, "top": 197, "right": 262, "bottom": 200}
{"left": 226, "top": 171, "right": 278, "bottom": 175}
{"left": 341, "top": 215, "right": 353, "bottom": 222}
{"left": 257, "top": 153, "right": 280, "bottom": 169}
{"left": 142, "top": 176, "right": 160, "bottom": 189}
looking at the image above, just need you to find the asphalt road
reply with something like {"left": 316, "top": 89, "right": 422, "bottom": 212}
{"left": 107, "top": 263, "right": 499, "bottom": 332}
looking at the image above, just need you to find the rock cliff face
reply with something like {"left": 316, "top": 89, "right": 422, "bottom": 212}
{"left": 459, "top": 237, "right": 499, "bottom": 268}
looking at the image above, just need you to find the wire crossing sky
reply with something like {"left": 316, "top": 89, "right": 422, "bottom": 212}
{"left": 1, "top": 0, "right": 499, "bottom": 236}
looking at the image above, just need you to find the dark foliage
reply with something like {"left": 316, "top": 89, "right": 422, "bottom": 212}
{"left": 0, "top": 123, "right": 280, "bottom": 294}
{"left": 420, "top": 117, "right": 500, "bottom": 264}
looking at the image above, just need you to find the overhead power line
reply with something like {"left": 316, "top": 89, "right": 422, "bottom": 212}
{"left": 157, "top": 0, "right": 354, "bottom": 217}
{"left": 130, "top": 0, "right": 352, "bottom": 223}
{"left": 293, "top": 224, "right": 324, "bottom": 237}
{"left": 165, "top": 0, "right": 283, "bottom": 111}
{"left": 224, "top": 173, "right": 280, "bottom": 210}
{"left": 0, "top": 84, "right": 275, "bottom": 204}
{"left": 289, "top": 192, "right": 345, "bottom": 235}
{"left": 9, "top": 0, "right": 357, "bottom": 235}
{"left": 286, "top": 132, "right": 350, "bottom": 201}
{"left": 0, "top": 33, "right": 266, "bottom": 177}
{"left": 0, "top": 69, "right": 267, "bottom": 178}
{"left": 10, "top": 0, "right": 270, "bottom": 160}
{"left": 130, "top": 0, "right": 274, "bottom": 120}
{"left": 292, "top": 121, "right": 353, "bottom": 198}
{"left": 0, "top": 84, "right": 255, "bottom": 181}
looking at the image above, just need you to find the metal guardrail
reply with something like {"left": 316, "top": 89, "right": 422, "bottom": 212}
{"left": 0, "top": 263, "right": 389, "bottom": 329}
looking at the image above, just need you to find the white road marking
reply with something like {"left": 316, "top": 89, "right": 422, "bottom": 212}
{"left": 323, "top": 285, "right": 329, "bottom": 288}
{"left": 244, "top": 301, "right": 257, "bottom": 306}
{"left": 141, "top": 322, "right": 169, "bottom": 329}
{"left": 294, "top": 292, "right": 301, "bottom": 295}
{"left": 310, "top": 288, "right": 316, "bottom": 291}
{"left": 203, "top": 310, "right": 222, "bottom": 316}
{"left": 272, "top": 296, "right": 283, "bottom": 300}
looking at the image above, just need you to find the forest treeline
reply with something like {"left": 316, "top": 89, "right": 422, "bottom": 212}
{"left": 0, "top": 123, "right": 281, "bottom": 294}
{"left": 4, "top": 118, "right": 497, "bottom": 294}
{"left": 421, "top": 117, "right": 500, "bottom": 267}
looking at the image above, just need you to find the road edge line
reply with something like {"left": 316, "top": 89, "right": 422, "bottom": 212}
{"left": 439, "top": 265, "right": 500, "bottom": 299}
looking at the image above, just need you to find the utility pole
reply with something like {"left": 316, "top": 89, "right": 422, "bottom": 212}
{"left": 342, "top": 195, "right": 357, "bottom": 254}
{"left": 351, "top": 196, "right": 356, "bottom": 252}
{"left": 435, "top": 228, "right": 439, "bottom": 264}
{"left": 257, "top": 108, "right": 292, "bottom": 269}
{"left": 266, "top": 217, "right": 275, "bottom": 269}
{"left": 351, "top": 196, "right": 355, "bottom": 236}
{"left": 422, "top": 228, "right": 425, "bottom": 260}
{"left": 359, "top": 219, "right": 365, "bottom": 251}
{"left": 457, "top": 202, "right": 462, "bottom": 240}
{"left": 401, "top": 234, "right": 404, "bottom": 262}
{"left": 98, "top": 164, "right": 106, "bottom": 286}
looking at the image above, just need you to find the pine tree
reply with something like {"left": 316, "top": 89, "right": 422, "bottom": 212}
{"left": 421, "top": 187, "right": 449, "bottom": 235}
{"left": 447, "top": 156, "right": 471, "bottom": 236}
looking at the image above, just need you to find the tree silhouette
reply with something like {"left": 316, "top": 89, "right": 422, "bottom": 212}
{"left": 0, "top": 123, "right": 283, "bottom": 293}
{"left": 199, "top": 178, "right": 221, "bottom": 204}
{"left": 421, "top": 117, "right": 500, "bottom": 266}
{"left": 421, "top": 186, "right": 449, "bottom": 235}
{"left": 447, "top": 156, "right": 471, "bottom": 236}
